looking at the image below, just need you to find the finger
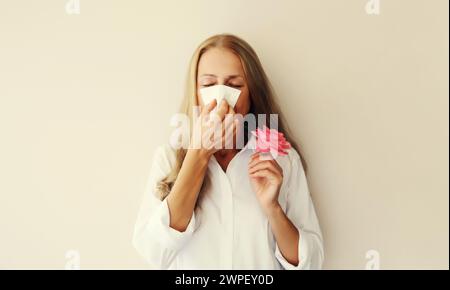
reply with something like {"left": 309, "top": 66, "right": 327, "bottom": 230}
{"left": 209, "top": 112, "right": 232, "bottom": 148}
{"left": 233, "top": 118, "right": 239, "bottom": 141}
{"left": 248, "top": 160, "right": 273, "bottom": 171}
{"left": 210, "top": 115, "right": 232, "bottom": 150}
{"left": 216, "top": 99, "right": 229, "bottom": 121}
{"left": 248, "top": 153, "right": 261, "bottom": 166}
{"left": 220, "top": 117, "right": 228, "bottom": 149}
{"left": 248, "top": 163, "right": 271, "bottom": 175}
{"left": 227, "top": 103, "right": 235, "bottom": 115}
{"left": 201, "top": 99, "right": 217, "bottom": 116}
{"left": 222, "top": 119, "right": 238, "bottom": 149}
{"left": 248, "top": 161, "right": 281, "bottom": 175}
{"left": 271, "top": 159, "right": 283, "bottom": 176}
{"left": 234, "top": 117, "right": 240, "bottom": 134}
{"left": 207, "top": 101, "right": 227, "bottom": 126}
{"left": 225, "top": 107, "right": 236, "bottom": 134}
{"left": 220, "top": 111, "right": 235, "bottom": 136}
{"left": 249, "top": 153, "right": 266, "bottom": 166}
{"left": 248, "top": 156, "right": 281, "bottom": 174}
{"left": 202, "top": 125, "right": 216, "bottom": 150}
{"left": 223, "top": 112, "right": 235, "bottom": 128}
{"left": 250, "top": 152, "right": 260, "bottom": 160}
{"left": 249, "top": 169, "right": 279, "bottom": 180}
{"left": 224, "top": 106, "right": 235, "bottom": 129}
{"left": 249, "top": 155, "right": 280, "bottom": 169}
{"left": 217, "top": 100, "right": 229, "bottom": 122}
{"left": 211, "top": 121, "right": 225, "bottom": 150}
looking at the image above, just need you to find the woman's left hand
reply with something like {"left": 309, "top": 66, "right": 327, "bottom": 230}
{"left": 248, "top": 153, "right": 284, "bottom": 215}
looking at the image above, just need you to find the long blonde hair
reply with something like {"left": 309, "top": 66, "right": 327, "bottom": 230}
{"left": 156, "top": 34, "right": 308, "bottom": 200}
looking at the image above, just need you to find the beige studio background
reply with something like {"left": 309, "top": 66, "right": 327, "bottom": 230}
{"left": 0, "top": 0, "right": 448, "bottom": 269}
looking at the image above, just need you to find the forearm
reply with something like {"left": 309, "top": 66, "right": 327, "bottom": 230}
{"left": 167, "top": 149, "right": 210, "bottom": 232}
{"left": 267, "top": 204, "right": 300, "bottom": 266}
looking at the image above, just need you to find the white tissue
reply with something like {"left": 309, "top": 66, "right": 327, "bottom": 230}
{"left": 200, "top": 85, "right": 241, "bottom": 108}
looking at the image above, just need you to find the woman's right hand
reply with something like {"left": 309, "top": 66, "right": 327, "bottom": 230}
{"left": 189, "top": 99, "right": 238, "bottom": 159}
{"left": 167, "top": 99, "right": 238, "bottom": 232}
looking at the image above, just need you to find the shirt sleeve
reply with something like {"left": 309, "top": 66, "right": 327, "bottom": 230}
{"left": 274, "top": 149, "right": 324, "bottom": 270}
{"left": 132, "top": 145, "right": 197, "bottom": 269}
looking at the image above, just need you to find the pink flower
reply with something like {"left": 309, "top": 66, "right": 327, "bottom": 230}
{"left": 251, "top": 126, "right": 291, "bottom": 158}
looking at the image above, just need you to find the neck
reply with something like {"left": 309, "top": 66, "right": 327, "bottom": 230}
{"left": 215, "top": 148, "right": 239, "bottom": 158}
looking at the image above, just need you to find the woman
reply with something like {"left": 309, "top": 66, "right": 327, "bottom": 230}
{"left": 133, "top": 34, "right": 324, "bottom": 270}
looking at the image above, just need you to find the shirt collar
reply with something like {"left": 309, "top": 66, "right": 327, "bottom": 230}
{"left": 242, "top": 132, "right": 256, "bottom": 152}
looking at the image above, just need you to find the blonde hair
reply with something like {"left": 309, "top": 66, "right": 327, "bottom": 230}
{"left": 156, "top": 34, "right": 308, "bottom": 200}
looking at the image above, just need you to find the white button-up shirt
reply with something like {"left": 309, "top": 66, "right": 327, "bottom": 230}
{"left": 133, "top": 134, "right": 324, "bottom": 269}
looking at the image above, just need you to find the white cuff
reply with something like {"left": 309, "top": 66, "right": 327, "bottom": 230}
{"left": 275, "top": 227, "right": 315, "bottom": 270}
{"left": 149, "top": 198, "right": 197, "bottom": 252}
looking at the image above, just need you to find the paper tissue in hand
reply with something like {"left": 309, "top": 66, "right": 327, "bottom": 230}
{"left": 200, "top": 85, "right": 241, "bottom": 109}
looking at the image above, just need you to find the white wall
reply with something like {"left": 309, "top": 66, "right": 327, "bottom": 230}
{"left": 0, "top": 0, "right": 448, "bottom": 269}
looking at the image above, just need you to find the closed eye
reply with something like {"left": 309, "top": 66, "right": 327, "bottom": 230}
{"left": 201, "top": 83, "right": 215, "bottom": 87}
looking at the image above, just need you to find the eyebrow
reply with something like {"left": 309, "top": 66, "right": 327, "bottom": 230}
{"left": 199, "top": 74, "right": 243, "bottom": 80}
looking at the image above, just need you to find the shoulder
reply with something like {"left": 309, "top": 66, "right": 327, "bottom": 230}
{"left": 287, "top": 147, "right": 302, "bottom": 164}
{"left": 278, "top": 147, "right": 307, "bottom": 185}
{"left": 278, "top": 147, "right": 304, "bottom": 174}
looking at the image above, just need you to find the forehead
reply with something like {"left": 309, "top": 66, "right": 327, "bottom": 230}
{"left": 197, "top": 47, "right": 245, "bottom": 77}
